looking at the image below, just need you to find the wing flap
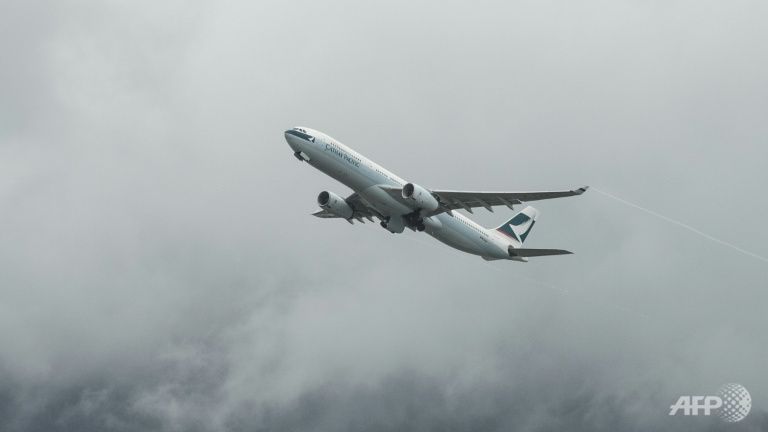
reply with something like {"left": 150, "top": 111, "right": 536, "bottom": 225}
{"left": 312, "top": 209, "right": 339, "bottom": 218}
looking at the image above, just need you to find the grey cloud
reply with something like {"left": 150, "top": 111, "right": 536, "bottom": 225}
{"left": 1, "top": 0, "right": 767, "bottom": 431}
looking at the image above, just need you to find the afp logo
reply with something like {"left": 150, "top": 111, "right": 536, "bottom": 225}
{"left": 669, "top": 383, "right": 752, "bottom": 422}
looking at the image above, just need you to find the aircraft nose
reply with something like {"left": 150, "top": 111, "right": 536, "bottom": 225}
{"left": 285, "top": 127, "right": 315, "bottom": 152}
{"left": 284, "top": 129, "right": 304, "bottom": 152}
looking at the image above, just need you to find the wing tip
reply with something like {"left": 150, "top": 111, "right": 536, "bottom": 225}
{"left": 574, "top": 186, "right": 589, "bottom": 195}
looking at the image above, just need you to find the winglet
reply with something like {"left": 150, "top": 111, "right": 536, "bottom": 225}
{"left": 574, "top": 186, "right": 589, "bottom": 195}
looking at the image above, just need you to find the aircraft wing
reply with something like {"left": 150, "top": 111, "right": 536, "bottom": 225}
{"left": 429, "top": 186, "right": 588, "bottom": 214}
{"left": 311, "top": 192, "right": 382, "bottom": 223}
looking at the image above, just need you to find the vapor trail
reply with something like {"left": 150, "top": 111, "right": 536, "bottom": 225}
{"left": 591, "top": 187, "right": 768, "bottom": 264}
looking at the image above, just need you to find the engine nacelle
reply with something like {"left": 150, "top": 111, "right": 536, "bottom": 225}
{"left": 317, "top": 191, "right": 353, "bottom": 219}
{"left": 401, "top": 183, "right": 439, "bottom": 212}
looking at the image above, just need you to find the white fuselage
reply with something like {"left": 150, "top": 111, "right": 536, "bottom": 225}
{"left": 285, "top": 127, "right": 517, "bottom": 260}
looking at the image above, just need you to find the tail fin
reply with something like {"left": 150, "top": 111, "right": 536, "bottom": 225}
{"left": 495, "top": 206, "right": 539, "bottom": 244}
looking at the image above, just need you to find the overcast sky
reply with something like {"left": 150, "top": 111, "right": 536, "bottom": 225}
{"left": 1, "top": 0, "right": 767, "bottom": 431}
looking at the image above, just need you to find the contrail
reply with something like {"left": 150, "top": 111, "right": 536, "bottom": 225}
{"left": 591, "top": 186, "right": 768, "bottom": 264}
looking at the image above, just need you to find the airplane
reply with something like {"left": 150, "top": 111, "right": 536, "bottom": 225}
{"left": 284, "top": 127, "right": 587, "bottom": 262}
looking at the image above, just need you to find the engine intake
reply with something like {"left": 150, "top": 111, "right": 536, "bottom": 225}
{"left": 401, "top": 183, "right": 439, "bottom": 212}
{"left": 317, "top": 191, "right": 353, "bottom": 219}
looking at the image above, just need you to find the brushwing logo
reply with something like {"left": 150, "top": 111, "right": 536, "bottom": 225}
{"left": 669, "top": 383, "right": 751, "bottom": 422}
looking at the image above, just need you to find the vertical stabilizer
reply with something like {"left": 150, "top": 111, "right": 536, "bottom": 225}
{"left": 495, "top": 206, "right": 539, "bottom": 244}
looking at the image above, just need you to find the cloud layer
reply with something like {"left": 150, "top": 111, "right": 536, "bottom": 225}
{"left": 1, "top": 0, "right": 767, "bottom": 430}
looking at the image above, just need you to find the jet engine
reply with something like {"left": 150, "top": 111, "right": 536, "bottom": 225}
{"left": 317, "top": 191, "right": 353, "bottom": 219}
{"left": 401, "top": 183, "right": 439, "bottom": 212}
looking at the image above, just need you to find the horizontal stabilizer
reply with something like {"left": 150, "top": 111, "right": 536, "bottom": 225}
{"left": 508, "top": 247, "right": 573, "bottom": 257}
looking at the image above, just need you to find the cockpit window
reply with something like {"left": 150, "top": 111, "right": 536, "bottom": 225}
{"left": 287, "top": 128, "right": 315, "bottom": 142}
